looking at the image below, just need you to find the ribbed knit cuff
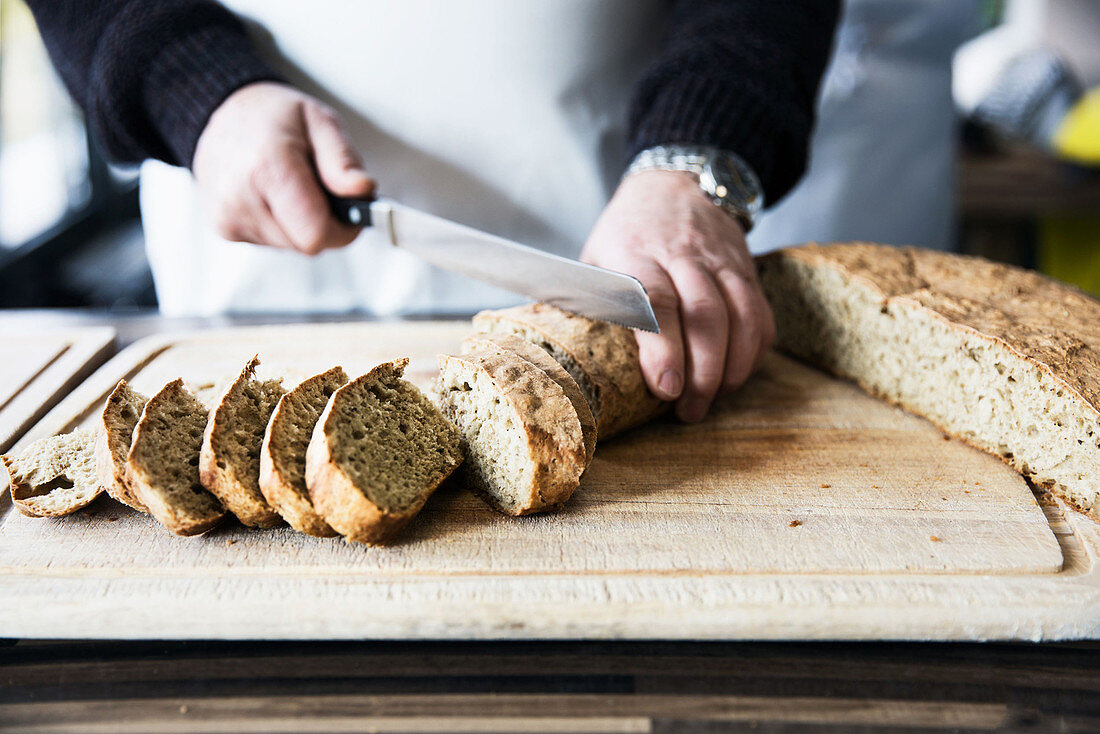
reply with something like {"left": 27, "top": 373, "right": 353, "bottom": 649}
{"left": 144, "top": 24, "right": 282, "bottom": 168}
{"left": 628, "top": 75, "right": 803, "bottom": 205}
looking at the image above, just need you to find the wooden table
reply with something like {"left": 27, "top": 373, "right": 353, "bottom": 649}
{"left": 1, "top": 309, "right": 1098, "bottom": 733}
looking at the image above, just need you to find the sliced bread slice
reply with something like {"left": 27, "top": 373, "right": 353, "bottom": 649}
{"left": 756, "top": 242, "right": 1100, "bottom": 519}
{"left": 471, "top": 303, "right": 665, "bottom": 439}
{"left": 306, "top": 359, "right": 464, "bottom": 544}
{"left": 461, "top": 333, "right": 597, "bottom": 467}
{"left": 95, "top": 379, "right": 148, "bottom": 512}
{"left": 435, "top": 348, "right": 587, "bottom": 515}
{"left": 199, "top": 357, "right": 285, "bottom": 528}
{"left": 3, "top": 428, "right": 101, "bottom": 517}
{"left": 128, "top": 379, "right": 227, "bottom": 536}
{"left": 259, "top": 366, "right": 348, "bottom": 537}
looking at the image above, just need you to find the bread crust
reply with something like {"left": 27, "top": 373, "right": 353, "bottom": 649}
{"left": 258, "top": 367, "right": 347, "bottom": 538}
{"left": 439, "top": 349, "right": 587, "bottom": 515}
{"left": 766, "top": 243, "right": 1100, "bottom": 417}
{"left": 461, "top": 333, "right": 597, "bottom": 469}
{"left": 472, "top": 303, "right": 666, "bottom": 439}
{"left": 199, "top": 357, "right": 283, "bottom": 528}
{"left": 3, "top": 429, "right": 102, "bottom": 517}
{"left": 305, "top": 359, "right": 461, "bottom": 545}
{"left": 757, "top": 242, "right": 1100, "bottom": 520}
{"left": 128, "top": 379, "right": 227, "bottom": 536}
{"left": 95, "top": 379, "right": 148, "bottom": 512}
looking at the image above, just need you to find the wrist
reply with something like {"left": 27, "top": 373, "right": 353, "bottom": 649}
{"left": 624, "top": 144, "right": 763, "bottom": 232}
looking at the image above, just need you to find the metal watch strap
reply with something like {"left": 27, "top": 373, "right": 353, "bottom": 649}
{"left": 625, "top": 145, "right": 762, "bottom": 232}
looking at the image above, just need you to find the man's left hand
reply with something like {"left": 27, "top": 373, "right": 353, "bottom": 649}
{"left": 581, "top": 170, "right": 775, "bottom": 422}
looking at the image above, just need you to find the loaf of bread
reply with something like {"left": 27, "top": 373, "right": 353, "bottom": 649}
{"left": 199, "top": 357, "right": 285, "bottom": 528}
{"left": 127, "top": 379, "right": 227, "bottom": 536}
{"left": 95, "top": 379, "right": 148, "bottom": 512}
{"left": 259, "top": 366, "right": 348, "bottom": 537}
{"left": 435, "top": 348, "right": 587, "bottom": 515}
{"left": 3, "top": 429, "right": 102, "bottom": 517}
{"left": 461, "top": 333, "right": 596, "bottom": 468}
{"left": 306, "top": 359, "right": 464, "bottom": 544}
{"left": 757, "top": 242, "right": 1100, "bottom": 518}
{"left": 472, "top": 303, "right": 665, "bottom": 439}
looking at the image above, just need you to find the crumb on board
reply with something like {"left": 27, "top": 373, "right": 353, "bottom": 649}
{"left": 943, "top": 435, "right": 951, "bottom": 441}
{"left": 820, "top": 483, "right": 830, "bottom": 488}
{"left": 789, "top": 519, "right": 802, "bottom": 527}
{"left": 930, "top": 535, "right": 941, "bottom": 542}
{"left": 871, "top": 484, "right": 879, "bottom": 489}
{"left": 226, "top": 539, "right": 237, "bottom": 546}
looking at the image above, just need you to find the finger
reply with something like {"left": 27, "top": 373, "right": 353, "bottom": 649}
{"left": 258, "top": 147, "right": 361, "bottom": 254}
{"left": 630, "top": 261, "right": 685, "bottom": 401}
{"left": 714, "top": 268, "right": 768, "bottom": 390}
{"left": 667, "top": 260, "right": 729, "bottom": 422}
{"left": 304, "top": 103, "right": 376, "bottom": 198}
{"left": 250, "top": 193, "right": 298, "bottom": 251}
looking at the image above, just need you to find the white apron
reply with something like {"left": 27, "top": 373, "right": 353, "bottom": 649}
{"left": 140, "top": 0, "right": 666, "bottom": 316}
{"left": 750, "top": 0, "right": 980, "bottom": 253}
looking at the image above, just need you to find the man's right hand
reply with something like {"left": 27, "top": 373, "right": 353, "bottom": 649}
{"left": 192, "top": 81, "right": 375, "bottom": 255}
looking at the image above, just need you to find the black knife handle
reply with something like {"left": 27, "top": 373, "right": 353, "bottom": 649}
{"left": 327, "top": 193, "right": 377, "bottom": 227}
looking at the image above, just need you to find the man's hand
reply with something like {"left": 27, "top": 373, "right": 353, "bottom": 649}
{"left": 192, "top": 82, "right": 375, "bottom": 254}
{"left": 581, "top": 170, "right": 775, "bottom": 422}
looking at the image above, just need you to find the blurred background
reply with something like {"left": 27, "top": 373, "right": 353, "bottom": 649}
{"left": 1, "top": 0, "right": 1099, "bottom": 311}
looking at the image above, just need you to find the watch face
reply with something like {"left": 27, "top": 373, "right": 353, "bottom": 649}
{"left": 711, "top": 156, "right": 763, "bottom": 216}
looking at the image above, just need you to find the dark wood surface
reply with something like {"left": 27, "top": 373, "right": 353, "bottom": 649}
{"left": 3, "top": 639, "right": 1099, "bottom": 732}
{"left": 2, "top": 310, "right": 1099, "bottom": 732}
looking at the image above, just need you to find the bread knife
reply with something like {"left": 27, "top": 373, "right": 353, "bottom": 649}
{"left": 329, "top": 195, "right": 659, "bottom": 333}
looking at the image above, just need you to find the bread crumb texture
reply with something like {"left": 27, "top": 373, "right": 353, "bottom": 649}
{"left": 759, "top": 242, "right": 1100, "bottom": 518}
{"left": 96, "top": 379, "right": 149, "bottom": 512}
{"left": 200, "top": 357, "right": 285, "bottom": 527}
{"left": 259, "top": 366, "right": 348, "bottom": 537}
{"left": 435, "top": 349, "right": 585, "bottom": 515}
{"left": 472, "top": 302, "right": 666, "bottom": 439}
{"left": 127, "top": 379, "right": 226, "bottom": 536}
{"left": 307, "top": 359, "right": 464, "bottom": 544}
{"left": 3, "top": 428, "right": 101, "bottom": 517}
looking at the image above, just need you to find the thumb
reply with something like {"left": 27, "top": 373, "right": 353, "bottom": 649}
{"left": 303, "top": 102, "right": 376, "bottom": 197}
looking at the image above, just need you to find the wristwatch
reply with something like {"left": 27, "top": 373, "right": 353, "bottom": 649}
{"left": 625, "top": 144, "right": 764, "bottom": 232}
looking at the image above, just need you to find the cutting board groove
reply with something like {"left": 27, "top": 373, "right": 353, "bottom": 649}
{"left": 0, "top": 327, "right": 115, "bottom": 453}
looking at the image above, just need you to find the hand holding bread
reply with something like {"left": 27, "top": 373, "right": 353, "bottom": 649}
{"left": 580, "top": 169, "right": 776, "bottom": 422}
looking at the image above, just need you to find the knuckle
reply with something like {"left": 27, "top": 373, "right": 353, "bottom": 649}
{"left": 682, "top": 295, "right": 725, "bottom": 325}
{"left": 308, "top": 102, "right": 341, "bottom": 127}
{"left": 694, "top": 370, "right": 724, "bottom": 394}
{"left": 723, "top": 359, "right": 753, "bottom": 391}
{"left": 212, "top": 208, "right": 246, "bottom": 242}
{"left": 294, "top": 227, "right": 328, "bottom": 255}
{"left": 670, "top": 226, "right": 708, "bottom": 253}
{"left": 646, "top": 287, "right": 681, "bottom": 315}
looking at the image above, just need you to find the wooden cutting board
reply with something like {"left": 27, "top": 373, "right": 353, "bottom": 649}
{"left": 0, "top": 327, "right": 115, "bottom": 453}
{"left": 2, "top": 321, "right": 1097, "bottom": 641}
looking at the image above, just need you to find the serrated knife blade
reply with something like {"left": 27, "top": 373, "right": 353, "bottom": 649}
{"left": 329, "top": 195, "right": 659, "bottom": 333}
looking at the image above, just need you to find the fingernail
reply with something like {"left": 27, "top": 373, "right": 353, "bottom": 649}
{"left": 677, "top": 400, "right": 707, "bottom": 423}
{"left": 658, "top": 369, "right": 682, "bottom": 399}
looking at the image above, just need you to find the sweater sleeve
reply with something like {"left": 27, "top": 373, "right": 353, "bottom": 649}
{"left": 628, "top": 0, "right": 840, "bottom": 205}
{"left": 27, "top": 0, "right": 282, "bottom": 168}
